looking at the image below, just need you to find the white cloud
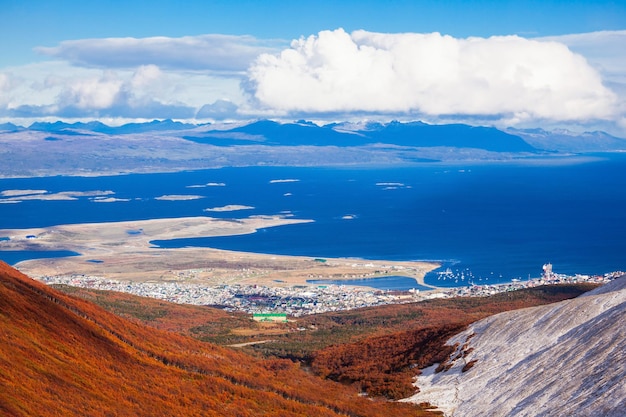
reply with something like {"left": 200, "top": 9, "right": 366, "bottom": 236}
{"left": 60, "top": 71, "right": 123, "bottom": 110}
{"left": 0, "top": 72, "right": 14, "bottom": 106}
{"left": 0, "top": 61, "right": 243, "bottom": 120}
{"left": 537, "top": 31, "right": 626, "bottom": 81}
{"left": 51, "top": 66, "right": 197, "bottom": 118}
{"left": 537, "top": 30, "right": 626, "bottom": 123}
{"left": 130, "top": 64, "right": 163, "bottom": 89}
{"left": 36, "top": 35, "right": 285, "bottom": 73}
{"left": 0, "top": 72, "right": 14, "bottom": 94}
{"left": 2, "top": 35, "right": 273, "bottom": 121}
{"left": 247, "top": 29, "right": 619, "bottom": 123}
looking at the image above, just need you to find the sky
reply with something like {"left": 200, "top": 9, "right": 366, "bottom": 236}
{"left": 1, "top": 0, "right": 626, "bottom": 135}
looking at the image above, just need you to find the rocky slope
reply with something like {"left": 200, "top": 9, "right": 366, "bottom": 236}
{"left": 402, "top": 276, "right": 626, "bottom": 416}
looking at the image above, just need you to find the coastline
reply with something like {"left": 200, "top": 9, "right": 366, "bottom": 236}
{"left": 0, "top": 216, "right": 440, "bottom": 289}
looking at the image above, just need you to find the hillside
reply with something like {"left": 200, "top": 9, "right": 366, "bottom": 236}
{"left": 403, "top": 275, "right": 626, "bottom": 416}
{"left": 52, "top": 281, "right": 599, "bottom": 400}
{"left": 302, "top": 285, "right": 597, "bottom": 399}
{"left": 0, "top": 261, "right": 435, "bottom": 416}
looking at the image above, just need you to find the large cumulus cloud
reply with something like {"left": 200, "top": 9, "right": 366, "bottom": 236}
{"left": 247, "top": 29, "right": 618, "bottom": 123}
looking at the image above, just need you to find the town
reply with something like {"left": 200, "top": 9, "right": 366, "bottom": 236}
{"left": 37, "top": 266, "right": 624, "bottom": 317}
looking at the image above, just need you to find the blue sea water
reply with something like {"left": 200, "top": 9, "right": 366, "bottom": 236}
{"left": 0, "top": 250, "right": 80, "bottom": 265}
{"left": 308, "top": 276, "right": 432, "bottom": 291}
{"left": 1, "top": 154, "right": 626, "bottom": 288}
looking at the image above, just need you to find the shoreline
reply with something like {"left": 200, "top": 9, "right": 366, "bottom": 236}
{"left": 0, "top": 216, "right": 440, "bottom": 290}
{"left": 2, "top": 215, "right": 621, "bottom": 317}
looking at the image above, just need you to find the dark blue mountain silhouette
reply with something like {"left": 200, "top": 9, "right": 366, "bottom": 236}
{"left": 28, "top": 119, "right": 197, "bottom": 135}
{"left": 29, "top": 121, "right": 107, "bottom": 133}
{"left": 363, "top": 121, "right": 535, "bottom": 152}
{"left": 17, "top": 118, "right": 541, "bottom": 152}
{"left": 0, "top": 122, "right": 22, "bottom": 132}
{"left": 105, "top": 119, "right": 199, "bottom": 134}
{"left": 231, "top": 120, "right": 368, "bottom": 146}
{"left": 228, "top": 120, "right": 535, "bottom": 151}
{"left": 187, "top": 120, "right": 535, "bottom": 152}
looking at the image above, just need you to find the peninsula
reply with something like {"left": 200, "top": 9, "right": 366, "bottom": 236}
{"left": 0, "top": 216, "right": 438, "bottom": 289}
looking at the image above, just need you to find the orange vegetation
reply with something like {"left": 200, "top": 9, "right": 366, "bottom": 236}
{"left": 0, "top": 262, "right": 439, "bottom": 417}
{"left": 51, "top": 275, "right": 596, "bottom": 403}
{"left": 309, "top": 285, "right": 597, "bottom": 399}
{"left": 51, "top": 285, "right": 254, "bottom": 337}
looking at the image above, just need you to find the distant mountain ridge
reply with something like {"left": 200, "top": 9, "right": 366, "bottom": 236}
{"left": 27, "top": 119, "right": 199, "bottom": 135}
{"left": 14, "top": 119, "right": 626, "bottom": 153}
{"left": 3, "top": 119, "right": 626, "bottom": 178}
{"left": 362, "top": 121, "right": 535, "bottom": 152}
{"left": 20, "top": 118, "right": 537, "bottom": 153}
{"left": 0, "top": 122, "right": 23, "bottom": 132}
{"left": 508, "top": 127, "right": 626, "bottom": 152}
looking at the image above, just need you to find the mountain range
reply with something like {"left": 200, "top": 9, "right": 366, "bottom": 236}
{"left": 2, "top": 119, "right": 625, "bottom": 178}
{"left": 186, "top": 120, "right": 537, "bottom": 152}
{"left": 2, "top": 260, "right": 623, "bottom": 415}
{"left": 3, "top": 119, "right": 625, "bottom": 153}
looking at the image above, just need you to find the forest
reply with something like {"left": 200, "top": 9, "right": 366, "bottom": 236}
{"left": 0, "top": 261, "right": 441, "bottom": 416}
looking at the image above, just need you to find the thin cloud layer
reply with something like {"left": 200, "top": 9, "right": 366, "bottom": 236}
{"left": 247, "top": 29, "right": 618, "bottom": 123}
{"left": 37, "top": 35, "right": 285, "bottom": 73}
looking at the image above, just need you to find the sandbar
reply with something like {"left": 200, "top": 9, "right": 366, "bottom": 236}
{"left": 0, "top": 190, "right": 114, "bottom": 202}
{"left": 204, "top": 205, "right": 255, "bottom": 212}
{"left": 0, "top": 216, "right": 439, "bottom": 289}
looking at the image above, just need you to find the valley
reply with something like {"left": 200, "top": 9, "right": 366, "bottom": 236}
{"left": 1, "top": 259, "right": 605, "bottom": 416}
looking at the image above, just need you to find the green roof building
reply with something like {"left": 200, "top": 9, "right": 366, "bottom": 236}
{"left": 252, "top": 313, "right": 288, "bottom": 322}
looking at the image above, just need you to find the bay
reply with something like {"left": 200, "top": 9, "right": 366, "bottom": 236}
{"left": 308, "top": 276, "right": 433, "bottom": 291}
{"left": 0, "top": 250, "right": 79, "bottom": 266}
{"left": 1, "top": 154, "right": 626, "bottom": 287}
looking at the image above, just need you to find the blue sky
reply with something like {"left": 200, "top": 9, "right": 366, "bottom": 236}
{"left": 1, "top": 0, "right": 625, "bottom": 134}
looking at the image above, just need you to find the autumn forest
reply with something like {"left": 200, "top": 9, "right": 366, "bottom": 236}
{"left": 0, "top": 261, "right": 595, "bottom": 416}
